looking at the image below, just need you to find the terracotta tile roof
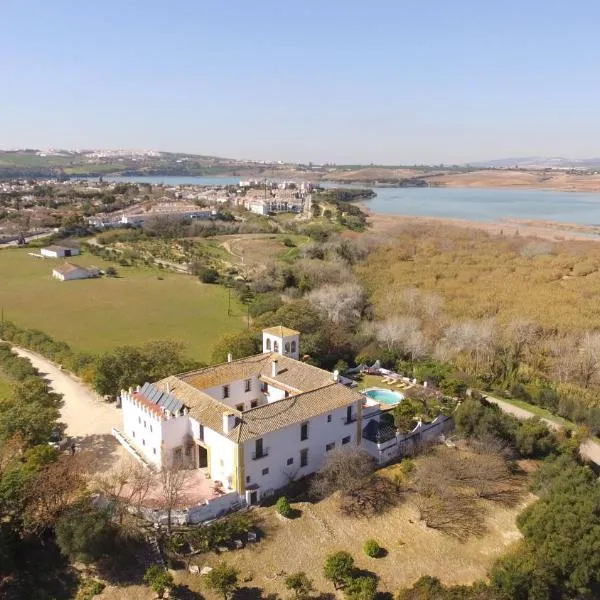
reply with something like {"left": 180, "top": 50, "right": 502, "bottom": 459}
{"left": 262, "top": 325, "right": 300, "bottom": 338}
{"left": 227, "top": 384, "right": 364, "bottom": 443}
{"left": 154, "top": 376, "right": 241, "bottom": 433}
{"left": 181, "top": 354, "right": 272, "bottom": 390}
{"left": 260, "top": 354, "right": 335, "bottom": 392}
{"left": 179, "top": 352, "right": 335, "bottom": 393}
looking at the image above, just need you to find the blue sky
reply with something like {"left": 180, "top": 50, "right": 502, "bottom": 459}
{"left": 2, "top": 0, "right": 600, "bottom": 164}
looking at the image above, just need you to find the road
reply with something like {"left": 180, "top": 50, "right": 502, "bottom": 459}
{"left": 11, "top": 346, "right": 126, "bottom": 471}
{"left": 484, "top": 395, "right": 560, "bottom": 430}
{"left": 0, "top": 230, "right": 53, "bottom": 248}
{"left": 485, "top": 393, "right": 600, "bottom": 466}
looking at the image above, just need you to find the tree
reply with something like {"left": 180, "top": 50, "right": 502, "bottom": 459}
{"left": 144, "top": 565, "right": 174, "bottom": 598}
{"left": 204, "top": 562, "right": 239, "bottom": 599}
{"left": 159, "top": 456, "right": 187, "bottom": 533}
{"left": 311, "top": 448, "right": 375, "bottom": 498}
{"left": 307, "top": 283, "right": 365, "bottom": 327}
{"left": 199, "top": 267, "right": 219, "bottom": 283}
{"left": 513, "top": 418, "right": 556, "bottom": 458}
{"left": 285, "top": 571, "right": 314, "bottom": 600}
{"left": 90, "top": 340, "right": 196, "bottom": 397}
{"left": 211, "top": 330, "right": 261, "bottom": 363}
{"left": 95, "top": 458, "right": 153, "bottom": 527}
{"left": 24, "top": 452, "right": 89, "bottom": 533}
{"left": 323, "top": 551, "right": 355, "bottom": 589}
{"left": 55, "top": 501, "right": 114, "bottom": 563}
{"left": 344, "top": 576, "right": 377, "bottom": 600}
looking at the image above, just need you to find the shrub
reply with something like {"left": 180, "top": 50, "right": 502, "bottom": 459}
{"left": 276, "top": 496, "right": 292, "bottom": 518}
{"left": 363, "top": 539, "right": 381, "bottom": 558}
{"left": 77, "top": 578, "right": 105, "bottom": 600}
{"left": 143, "top": 565, "right": 173, "bottom": 599}
{"left": 344, "top": 576, "right": 377, "bottom": 600}
{"left": 285, "top": 571, "right": 314, "bottom": 600}
{"left": 199, "top": 267, "right": 220, "bottom": 283}
{"left": 203, "top": 562, "right": 239, "bottom": 599}
{"left": 323, "top": 551, "right": 355, "bottom": 589}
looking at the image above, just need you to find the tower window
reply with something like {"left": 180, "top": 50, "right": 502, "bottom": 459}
{"left": 266, "top": 338, "right": 271, "bottom": 350}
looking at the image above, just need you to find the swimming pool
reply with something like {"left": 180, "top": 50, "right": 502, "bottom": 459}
{"left": 363, "top": 388, "right": 404, "bottom": 405}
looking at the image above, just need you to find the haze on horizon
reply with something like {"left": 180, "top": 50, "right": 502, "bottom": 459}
{"left": 2, "top": 0, "right": 600, "bottom": 165}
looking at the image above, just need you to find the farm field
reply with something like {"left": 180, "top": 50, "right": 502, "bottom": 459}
{"left": 0, "top": 248, "right": 243, "bottom": 361}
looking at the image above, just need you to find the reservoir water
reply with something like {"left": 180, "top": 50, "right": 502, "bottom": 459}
{"left": 105, "top": 176, "right": 600, "bottom": 226}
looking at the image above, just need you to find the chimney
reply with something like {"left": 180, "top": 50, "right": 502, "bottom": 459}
{"left": 223, "top": 412, "right": 237, "bottom": 434}
{"left": 227, "top": 352, "right": 233, "bottom": 363}
{"left": 271, "top": 360, "right": 278, "bottom": 377}
{"left": 333, "top": 369, "right": 339, "bottom": 382}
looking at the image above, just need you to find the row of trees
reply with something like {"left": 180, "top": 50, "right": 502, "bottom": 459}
{"left": 0, "top": 321, "right": 200, "bottom": 398}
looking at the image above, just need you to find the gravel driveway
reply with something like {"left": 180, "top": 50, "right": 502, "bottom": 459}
{"left": 12, "top": 346, "right": 127, "bottom": 472}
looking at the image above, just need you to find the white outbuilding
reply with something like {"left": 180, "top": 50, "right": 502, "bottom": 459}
{"left": 41, "top": 245, "right": 80, "bottom": 258}
{"left": 52, "top": 262, "right": 100, "bottom": 282}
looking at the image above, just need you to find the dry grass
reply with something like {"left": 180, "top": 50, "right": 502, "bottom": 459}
{"left": 216, "top": 233, "right": 308, "bottom": 270}
{"left": 170, "top": 490, "right": 529, "bottom": 598}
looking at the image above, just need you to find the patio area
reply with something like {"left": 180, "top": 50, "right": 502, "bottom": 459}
{"left": 141, "top": 468, "right": 224, "bottom": 509}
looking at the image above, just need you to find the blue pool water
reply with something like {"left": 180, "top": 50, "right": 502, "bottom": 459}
{"left": 364, "top": 388, "right": 404, "bottom": 405}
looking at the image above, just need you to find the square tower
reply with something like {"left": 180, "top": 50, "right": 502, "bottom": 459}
{"left": 262, "top": 325, "right": 300, "bottom": 360}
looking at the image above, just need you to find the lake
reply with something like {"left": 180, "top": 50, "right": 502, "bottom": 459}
{"left": 105, "top": 175, "right": 600, "bottom": 226}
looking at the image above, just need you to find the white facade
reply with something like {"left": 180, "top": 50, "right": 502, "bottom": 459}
{"left": 41, "top": 245, "right": 80, "bottom": 258}
{"left": 116, "top": 327, "right": 365, "bottom": 510}
{"left": 241, "top": 403, "right": 360, "bottom": 501}
{"left": 52, "top": 265, "right": 100, "bottom": 281}
{"left": 262, "top": 328, "right": 300, "bottom": 360}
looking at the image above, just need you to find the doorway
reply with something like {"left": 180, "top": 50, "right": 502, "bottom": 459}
{"left": 249, "top": 490, "right": 258, "bottom": 505}
{"left": 198, "top": 445, "right": 208, "bottom": 468}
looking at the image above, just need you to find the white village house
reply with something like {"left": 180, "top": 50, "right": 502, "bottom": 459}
{"left": 41, "top": 244, "right": 80, "bottom": 258}
{"left": 52, "top": 262, "right": 100, "bottom": 282}
{"left": 119, "top": 326, "right": 364, "bottom": 506}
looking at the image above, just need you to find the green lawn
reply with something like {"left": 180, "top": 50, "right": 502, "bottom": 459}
{"left": 357, "top": 373, "right": 400, "bottom": 391}
{"left": 0, "top": 248, "right": 243, "bottom": 361}
{"left": 497, "top": 396, "right": 575, "bottom": 429}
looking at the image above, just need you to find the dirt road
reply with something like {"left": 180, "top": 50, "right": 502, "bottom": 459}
{"left": 12, "top": 346, "right": 126, "bottom": 471}
{"left": 485, "top": 393, "right": 600, "bottom": 466}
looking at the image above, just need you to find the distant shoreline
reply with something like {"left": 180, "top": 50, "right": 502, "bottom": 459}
{"left": 363, "top": 211, "right": 600, "bottom": 243}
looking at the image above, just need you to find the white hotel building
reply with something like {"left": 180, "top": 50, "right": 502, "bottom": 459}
{"left": 119, "top": 326, "right": 364, "bottom": 506}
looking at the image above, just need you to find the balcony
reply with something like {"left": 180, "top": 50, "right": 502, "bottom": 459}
{"left": 252, "top": 447, "right": 269, "bottom": 460}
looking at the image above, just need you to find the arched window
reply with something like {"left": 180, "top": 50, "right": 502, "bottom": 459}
{"left": 274, "top": 340, "right": 279, "bottom": 353}
{"left": 291, "top": 340, "right": 297, "bottom": 353}
{"left": 285, "top": 342, "right": 290, "bottom": 353}
{"left": 266, "top": 338, "right": 271, "bottom": 351}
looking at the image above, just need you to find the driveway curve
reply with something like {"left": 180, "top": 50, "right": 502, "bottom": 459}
{"left": 11, "top": 346, "right": 126, "bottom": 471}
